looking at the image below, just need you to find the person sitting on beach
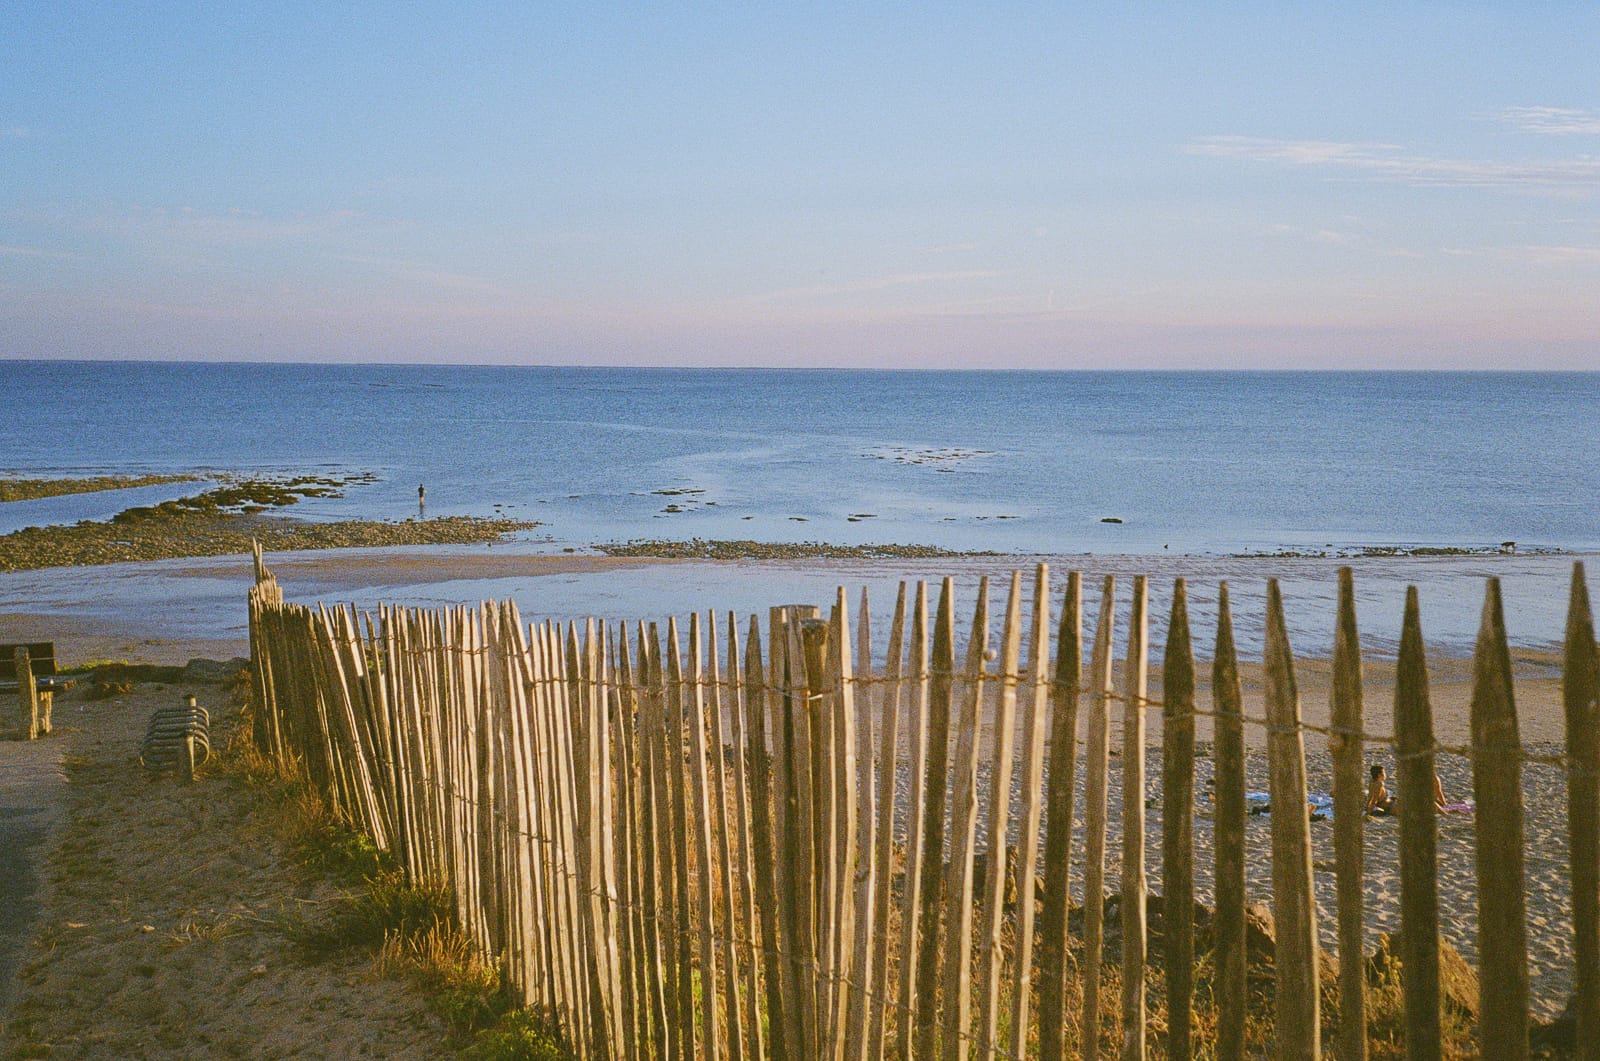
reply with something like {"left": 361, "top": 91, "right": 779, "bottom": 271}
{"left": 1433, "top": 771, "right": 1447, "bottom": 812}
{"left": 1365, "top": 764, "right": 1396, "bottom": 816}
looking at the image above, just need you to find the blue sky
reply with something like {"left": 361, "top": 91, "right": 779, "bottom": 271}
{"left": 2, "top": 3, "right": 1597, "bottom": 367}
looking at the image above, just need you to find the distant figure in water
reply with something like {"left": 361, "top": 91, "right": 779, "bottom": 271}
{"left": 1365, "top": 763, "right": 1395, "bottom": 816}
{"left": 419, "top": 483, "right": 426, "bottom": 513}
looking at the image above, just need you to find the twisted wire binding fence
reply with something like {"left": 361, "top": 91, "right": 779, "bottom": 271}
{"left": 245, "top": 541, "right": 1600, "bottom": 1060}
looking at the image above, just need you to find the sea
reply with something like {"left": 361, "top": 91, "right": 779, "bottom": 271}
{"left": 2, "top": 361, "right": 1598, "bottom": 655}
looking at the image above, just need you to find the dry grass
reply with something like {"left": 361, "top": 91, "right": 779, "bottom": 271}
{"left": 222, "top": 690, "right": 571, "bottom": 1059}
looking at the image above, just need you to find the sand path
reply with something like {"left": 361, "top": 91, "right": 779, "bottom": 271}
{"left": 0, "top": 682, "right": 450, "bottom": 1059}
{"left": 0, "top": 732, "right": 64, "bottom": 1024}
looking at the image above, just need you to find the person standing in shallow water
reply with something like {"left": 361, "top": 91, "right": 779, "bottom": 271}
{"left": 418, "top": 484, "right": 425, "bottom": 514}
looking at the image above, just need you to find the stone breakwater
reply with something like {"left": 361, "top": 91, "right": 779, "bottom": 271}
{"left": 0, "top": 476, "right": 538, "bottom": 572}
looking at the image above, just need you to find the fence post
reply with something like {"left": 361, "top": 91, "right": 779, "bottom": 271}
{"left": 1394, "top": 587, "right": 1441, "bottom": 1059}
{"left": 1330, "top": 567, "right": 1367, "bottom": 1061}
{"left": 1160, "top": 579, "right": 1195, "bottom": 1061}
{"left": 14, "top": 647, "right": 38, "bottom": 740}
{"left": 1469, "top": 578, "right": 1529, "bottom": 1059}
{"left": 1563, "top": 563, "right": 1600, "bottom": 1061}
{"left": 1264, "top": 579, "right": 1320, "bottom": 1061}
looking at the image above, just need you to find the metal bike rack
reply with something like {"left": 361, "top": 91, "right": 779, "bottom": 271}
{"left": 140, "top": 694, "right": 211, "bottom": 780}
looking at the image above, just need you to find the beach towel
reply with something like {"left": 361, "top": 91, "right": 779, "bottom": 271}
{"left": 1441, "top": 801, "right": 1474, "bottom": 814}
{"left": 1239, "top": 791, "right": 1334, "bottom": 817}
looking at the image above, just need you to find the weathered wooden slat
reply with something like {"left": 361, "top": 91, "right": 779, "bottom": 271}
{"left": 1328, "top": 568, "right": 1367, "bottom": 1061}
{"left": 1082, "top": 575, "right": 1117, "bottom": 1061}
{"left": 664, "top": 620, "right": 700, "bottom": 1060}
{"left": 975, "top": 573, "right": 1022, "bottom": 1060}
{"left": 894, "top": 582, "right": 932, "bottom": 1061}
{"left": 644, "top": 623, "right": 685, "bottom": 1061}
{"left": 845, "top": 587, "right": 876, "bottom": 1061}
{"left": 1394, "top": 586, "right": 1440, "bottom": 1060}
{"left": 1006, "top": 564, "right": 1052, "bottom": 1061}
{"left": 610, "top": 624, "right": 644, "bottom": 1053}
{"left": 1264, "top": 579, "right": 1320, "bottom": 1061}
{"left": 744, "top": 615, "right": 788, "bottom": 1061}
{"left": 1469, "top": 577, "right": 1530, "bottom": 1060}
{"left": 827, "top": 592, "right": 861, "bottom": 1061}
{"left": 912, "top": 579, "right": 957, "bottom": 1061}
{"left": 707, "top": 613, "right": 748, "bottom": 1061}
{"left": 799, "top": 612, "right": 839, "bottom": 1057}
{"left": 1160, "top": 579, "right": 1195, "bottom": 1061}
{"left": 866, "top": 583, "right": 909, "bottom": 1061}
{"left": 939, "top": 578, "right": 990, "bottom": 1061}
{"left": 781, "top": 609, "right": 821, "bottom": 1059}
{"left": 1037, "top": 570, "right": 1083, "bottom": 1061}
{"left": 1565, "top": 562, "right": 1600, "bottom": 1061}
{"left": 687, "top": 614, "right": 725, "bottom": 1060}
{"left": 725, "top": 615, "right": 768, "bottom": 1061}
{"left": 1120, "top": 575, "right": 1149, "bottom": 1061}
{"left": 1211, "top": 582, "right": 1247, "bottom": 1061}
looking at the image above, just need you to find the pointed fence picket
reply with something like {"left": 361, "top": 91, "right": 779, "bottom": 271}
{"left": 244, "top": 543, "right": 1598, "bottom": 1061}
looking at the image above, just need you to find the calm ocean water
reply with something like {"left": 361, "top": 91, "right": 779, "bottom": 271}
{"left": 3, "top": 361, "right": 1597, "bottom": 555}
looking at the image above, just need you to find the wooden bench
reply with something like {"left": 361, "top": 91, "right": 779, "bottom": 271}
{"left": 0, "top": 642, "right": 75, "bottom": 694}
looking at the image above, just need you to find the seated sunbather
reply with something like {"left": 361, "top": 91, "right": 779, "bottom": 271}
{"left": 1365, "top": 764, "right": 1396, "bottom": 816}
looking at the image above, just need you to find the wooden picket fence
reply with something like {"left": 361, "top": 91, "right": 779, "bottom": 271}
{"left": 246, "top": 541, "right": 1600, "bottom": 1060}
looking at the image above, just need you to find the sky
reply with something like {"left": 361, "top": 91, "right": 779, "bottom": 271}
{"left": 2, "top": 3, "right": 1598, "bottom": 368}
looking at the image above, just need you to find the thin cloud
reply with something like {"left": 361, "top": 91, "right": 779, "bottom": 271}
{"left": 0, "top": 126, "right": 28, "bottom": 139}
{"left": 1492, "top": 106, "right": 1600, "bottom": 136}
{"left": 335, "top": 253, "right": 509, "bottom": 295}
{"left": 742, "top": 270, "right": 1003, "bottom": 304}
{"left": 1186, "top": 135, "right": 1600, "bottom": 190}
{"left": 92, "top": 206, "right": 368, "bottom": 244}
{"left": 0, "top": 244, "right": 73, "bottom": 259}
{"left": 1443, "top": 244, "right": 1600, "bottom": 264}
